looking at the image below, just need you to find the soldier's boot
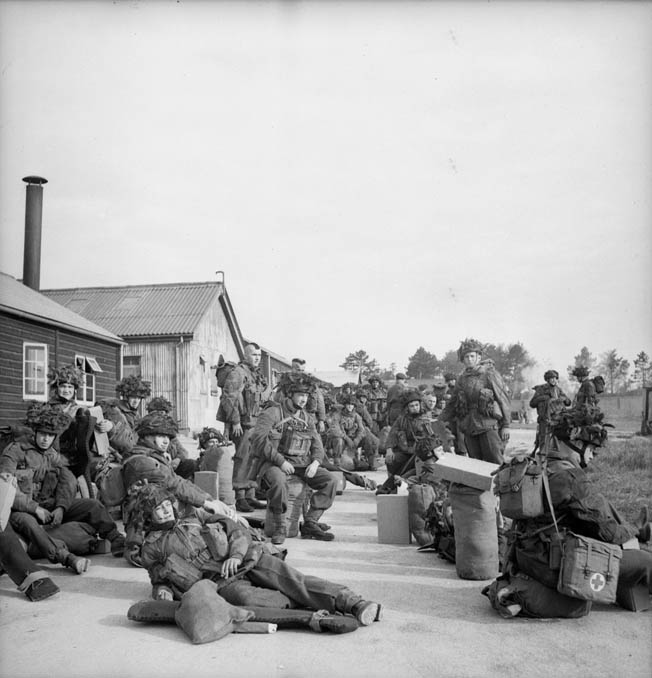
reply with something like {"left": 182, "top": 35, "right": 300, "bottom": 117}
{"left": 245, "top": 488, "right": 267, "bottom": 510}
{"left": 635, "top": 507, "right": 650, "bottom": 542}
{"left": 235, "top": 489, "right": 254, "bottom": 513}
{"left": 56, "top": 547, "right": 90, "bottom": 575}
{"left": 350, "top": 600, "right": 383, "bottom": 626}
{"left": 270, "top": 512, "right": 286, "bottom": 546}
{"left": 245, "top": 607, "right": 358, "bottom": 634}
{"left": 106, "top": 528, "right": 126, "bottom": 558}
{"left": 19, "top": 572, "right": 60, "bottom": 602}
{"left": 301, "top": 509, "right": 335, "bottom": 541}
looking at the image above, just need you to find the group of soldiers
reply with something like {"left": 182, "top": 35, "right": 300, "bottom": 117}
{"left": 1, "top": 335, "right": 650, "bottom": 624}
{"left": 0, "top": 352, "right": 382, "bottom": 634}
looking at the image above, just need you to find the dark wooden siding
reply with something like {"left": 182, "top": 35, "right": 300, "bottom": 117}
{"left": 0, "top": 312, "right": 120, "bottom": 426}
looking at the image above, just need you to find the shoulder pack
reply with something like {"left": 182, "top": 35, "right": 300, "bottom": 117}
{"left": 493, "top": 455, "right": 545, "bottom": 520}
{"left": 215, "top": 355, "right": 238, "bottom": 389}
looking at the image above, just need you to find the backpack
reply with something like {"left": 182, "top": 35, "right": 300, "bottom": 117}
{"left": 95, "top": 454, "right": 126, "bottom": 507}
{"left": 216, "top": 355, "right": 238, "bottom": 389}
{"left": 493, "top": 455, "right": 545, "bottom": 520}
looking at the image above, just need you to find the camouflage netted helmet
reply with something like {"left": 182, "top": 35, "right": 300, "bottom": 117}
{"left": 544, "top": 370, "right": 560, "bottom": 381}
{"left": 24, "top": 402, "right": 72, "bottom": 435}
{"left": 572, "top": 366, "right": 590, "bottom": 380}
{"left": 355, "top": 389, "right": 368, "bottom": 400}
{"left": 457, "top": 338, "right": 484, "bottom": 362}
{"left": 341, "top": 395, "right": 356, "bottom": 406}
{"left": 288, "top": 377, "right": 313, "bottom": 394}
{"left": 48, "top": 364, "right": 83, "bottom": 388}
{"left": 443, "top": 372, "right": 456, "bottom": 383}
{"left": 135, "top": 413, "right": 178, "bottom": 439}
{"left": 146, "top": 396, "right": 174, "bottom": 414}
{"left": 116, "top": 375, "right": 152, "bottom": 399}
{"left": 132, "top": 483, "right": 177, "bottom": 529}
{"left": 197, "top": 427, "right": 227, "bottom": 449}
{"left": 402, "top": 389, "right": 423, "bottom": 408}
{"left": 367, "top": 374, "right": 382, "bottom": 385}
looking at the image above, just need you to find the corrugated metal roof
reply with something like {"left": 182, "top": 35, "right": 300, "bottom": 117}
{"left": 41, "top": 281, "right": 224, "bottom": 338}
{"left": 0, "top": 272, "right": 124, "bottom": 344}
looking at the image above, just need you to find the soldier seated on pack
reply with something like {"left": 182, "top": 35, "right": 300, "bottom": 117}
{"left": 47, "top": 365, "right": 114, "bottom": 479}
{"left": 96, "top": 375, "right": 152, "bottom": 460}
{"left": 120, "top": 413, "right": 236, "bottom": 566}
{"left": 0, "top": 403, "right": 127, "bottom": 573}
{"left": 145, "top": 397, "right": 197, "bottom": 479}
{"left": 0, "top": 504, "right": 60, "bottom": 601}
{"left": 134, "top": 484, "right": 382, "bottom": 627}
{"left": 250, "top": 377, "right": 337, "bottom": 544}
{"left": 376, "top": 390, "right": 430, "bottom": 495}
{"left": 329, "top": 397, "right": 366, "bottom": 470}
{"left": 504, "top": 420, "right": 652, "bottom": 610}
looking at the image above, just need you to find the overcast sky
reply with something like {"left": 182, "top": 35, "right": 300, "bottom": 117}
{"left": 1, "top": 1, "right": 650, "bottom": 380}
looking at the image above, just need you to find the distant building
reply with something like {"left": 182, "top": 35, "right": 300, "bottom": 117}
{"left": 0, "top": 272, "right": 124, "bottom": 427}
{"left": 43, "top": 281, "right": 289, "bottom": 432}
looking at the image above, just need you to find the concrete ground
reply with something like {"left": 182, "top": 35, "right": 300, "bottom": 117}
{"left": 1, "top": 428, "right": 650, "bottom": 678}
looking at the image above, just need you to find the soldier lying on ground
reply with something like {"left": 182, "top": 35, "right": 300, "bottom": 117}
{"left": 120, "top": 412, "right": 236, "bottom": 565}
{"left": 136, "top": 484, "right": 382, "bottom": 628}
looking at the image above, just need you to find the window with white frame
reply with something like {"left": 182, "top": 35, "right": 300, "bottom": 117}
{"left": 23, "top": 343, "right": 48, "bottom": 401}
{"left": 122, "top": 355, "right": 141, "bottom": 379}
{"left": 75, "top": 355, "right": 103, "bottom": 404}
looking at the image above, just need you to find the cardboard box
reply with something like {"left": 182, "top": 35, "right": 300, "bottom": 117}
{"left": 377, "top": 494, "right": 411, "bottom": 545}
{"left": 431, "top": 454, "right": 499, "bottom": 491}
{"left": 616, "top": 583, "right": 651, "bottom": 612}
{"left": 194, "top": 471, "right": 219, "bottom": 499}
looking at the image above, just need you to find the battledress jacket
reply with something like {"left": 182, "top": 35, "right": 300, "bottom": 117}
{"left": 249, "top": 400, "right": 325, "bottom": 483}
{"left": 122, "top": 441, "right": 210, "bottom": 508}
{"left": 333, "top": 411, "right": 366, "bottom": 448}
{"left": 529, "top": 384, "right": 571, "bottom": 422}
{"left": 541, "top": 455, "right": 637, "bottom": 545}
{"left": 216, "top": 362, "right": 269, "bottom": 429}
{"left": 140, "top": 515, "right": 256, "bottom": 595}
{"left": 0, "top": 439, "right": 77, "bottom": 514}
{"left": 441, "top": 363, "right": 511, "bottom": 436}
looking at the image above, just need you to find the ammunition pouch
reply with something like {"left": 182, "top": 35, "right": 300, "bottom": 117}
{"left": 279, "top": 420, "right": 312, "bottom": 467}
{"left": 160, "top": 552, "right": 203, "bottom": 592}
{"left": 455, "top": 392, "right": 468, "bottom": 418}
{"left": 478, "top": 388, "right": 496, "bottom": 418}
{"left": 201, "top": 523, "right": 230, "bottom": 561}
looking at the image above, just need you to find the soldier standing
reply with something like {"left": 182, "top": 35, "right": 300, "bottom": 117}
{"left": 386, "top": 373, "right": 408, "bottom": 427}
{"left": 529, "top": 370, "right": 571, "bottom": 451}
{"left": 216, "top": 343, "right": 269, "bottom": 513}
{"left": 441, "top": 339, "right": 511, "bottom": 464}
{"left": 365, "top": 375, "right": 388, "bottom": 433}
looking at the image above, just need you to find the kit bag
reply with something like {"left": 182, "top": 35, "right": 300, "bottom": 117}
{"left": 408, "top": 483, "right": 437, "bottom": 546}
{"left": 493, "top": 455, "right": 544, "bottom": 520}
{"left": 483, "top": 572, "right": 592, "bottom": 619}
{"left": 557, "top": 532, "right": 622, "bottom": 604}
{"left": 0, "top": 473, "right": 17, "bottom": 530}
{"left": 513, "top": 522, "right": 564, "bottom": 589}
{"left": 95, "top": 456, "right": 126, "bottom": 507}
